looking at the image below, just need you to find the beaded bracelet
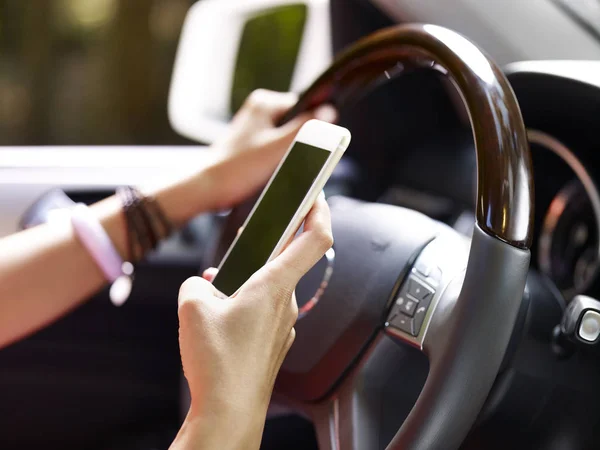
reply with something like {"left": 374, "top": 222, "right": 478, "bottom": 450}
{"left": 112, "top": 187, "right": 174, "bottom": 306}
{"left": 116, "top": 186, "right": 174, "bottom": 262}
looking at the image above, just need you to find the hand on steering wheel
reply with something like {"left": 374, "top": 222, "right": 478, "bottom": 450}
{"left": 205, "top": 89, "right": 336, "bottom": 211}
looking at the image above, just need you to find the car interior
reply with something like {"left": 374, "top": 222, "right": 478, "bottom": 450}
{"left": 2, "top": 0, "right": 600, "bottom": 449}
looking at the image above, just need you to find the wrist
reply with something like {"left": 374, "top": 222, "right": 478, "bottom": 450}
{"left": 147, "top": 142, "right": 262, "bottom": 226}
{"left": 148, "top": 161, "right": 221, "bottom": 228}
{"left": 171, "top": 403, "right": 265, "bottom": 450}
{"left": 182, "top": 152, "right": 243, "bottom": 213}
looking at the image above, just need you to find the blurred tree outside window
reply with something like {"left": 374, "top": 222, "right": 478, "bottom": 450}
{"left": 0, "top": 0, "right": 196, "bottom": 146}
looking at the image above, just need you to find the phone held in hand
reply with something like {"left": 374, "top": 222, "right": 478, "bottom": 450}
{"left": 212, "top": 119, "right": 351, "bottom": 297}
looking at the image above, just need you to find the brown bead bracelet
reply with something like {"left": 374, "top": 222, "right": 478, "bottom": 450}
{"left": 116, "top": 186, "right": 174, "bottom": 263}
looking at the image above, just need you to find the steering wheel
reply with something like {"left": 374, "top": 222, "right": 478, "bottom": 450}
{"left": 209, "top": 24, "right": 533, "bottom": 450}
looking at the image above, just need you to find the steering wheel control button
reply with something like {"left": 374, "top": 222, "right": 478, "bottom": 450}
{"left": 403, "top": 298, "right": 418, "bottom": 316}
{"left": 408, "top": 278, "right": 434, "bottom": 302}
{"left": 412, "top": 294, "right": 434, "bottom": 336}
{"left": 389, "top": 314, "right": 414, "bottom": 335}
{"left": 415, "top": 260, "right": 432, "bottom": 277}
{"left": 578, "top": 310, "right": 600, "bottom": 342}
{"left": 395, "top": 295, "right": 418, "bottom": 316}
{"left": 386, "top": 236, "right": 471, "bottom": 347}
{"left": 388, "top": 275, "right": 437, "bottom": 337}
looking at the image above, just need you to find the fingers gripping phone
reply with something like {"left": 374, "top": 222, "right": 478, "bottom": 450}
{"left": 212, "top": 119, "right": 351, "bottom": 297}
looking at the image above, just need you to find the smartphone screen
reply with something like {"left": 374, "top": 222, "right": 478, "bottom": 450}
{"left": 213, "top": 141, "right": 331, "bottom": 296}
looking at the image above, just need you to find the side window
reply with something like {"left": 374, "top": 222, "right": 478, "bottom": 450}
{"left": 230, "top": 4, "right": 307, "bottom": 115}
{"left": 168, "top": 0, "right": 332, "bottom": 144}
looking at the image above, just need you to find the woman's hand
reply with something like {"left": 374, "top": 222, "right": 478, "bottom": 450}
{"left": 170, "top": 195, "right": 333, "bottom": 450}
{"left": 204, "top": 89, "right": 337, "bottom": 210}
{"left": 149, "top": 89, "right": 335, "bottom": 227}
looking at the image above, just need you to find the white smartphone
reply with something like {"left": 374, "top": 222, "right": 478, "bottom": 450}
{"left": 212, "top": 119, "right": 351, "bottom": 296}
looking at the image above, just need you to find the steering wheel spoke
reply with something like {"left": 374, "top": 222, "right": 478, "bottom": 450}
{"left": 311, "top": 377, "right": 361, "bottom": 450}
{"left": 310, "top": 334, "right": 429, "bottom": 450}
{"left": 309, "top": 231, "right": 479, "bottom": 450}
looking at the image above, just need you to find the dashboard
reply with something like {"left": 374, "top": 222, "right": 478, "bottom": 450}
{"left": 508, "top": 62, "right": 600, "bottom": 305}
{"left": 530, "top": 130, "right": 600, "bottom": 300}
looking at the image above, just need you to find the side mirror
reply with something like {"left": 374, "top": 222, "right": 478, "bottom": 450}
{"left": 168, "top": 0, "right": 332, "bottom": 144}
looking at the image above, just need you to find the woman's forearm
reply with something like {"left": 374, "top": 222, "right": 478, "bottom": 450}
{"left": 0, "top": 160, "right": 221, "bottom": 349}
